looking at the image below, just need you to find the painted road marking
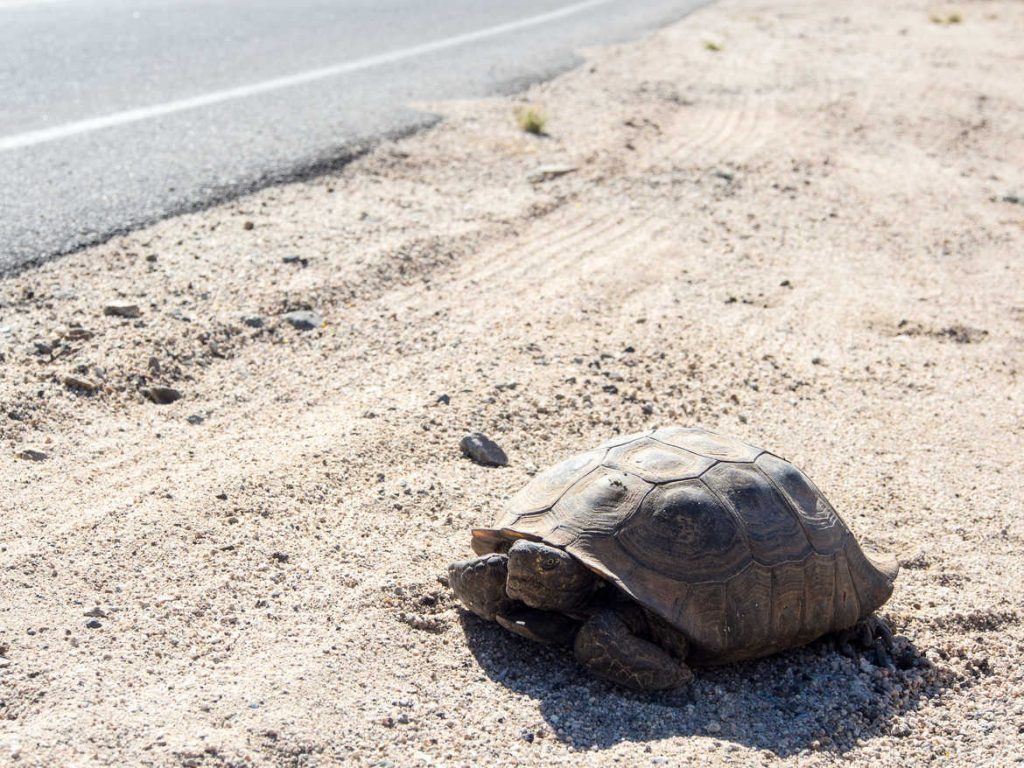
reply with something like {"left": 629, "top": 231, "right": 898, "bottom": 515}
{"left": 0, "top": 0, "right": 615, "bottom": 152}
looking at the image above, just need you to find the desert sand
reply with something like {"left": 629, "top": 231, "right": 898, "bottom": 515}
{"left": 1, "top": 0, "right": 1022, "bottom": 765}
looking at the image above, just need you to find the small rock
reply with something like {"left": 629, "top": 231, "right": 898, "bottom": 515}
{"left": 282, "top": 255, "right": 309, "bottom": 267}
{"left": 17, "top": 449, "right": 48, "bottom": 461}
{"left": 282, "top": 310, "right": 323, "bottom": 331}
{"left": 527, "top": 164, "right": 577, "bottom": 184}
{"left": 242, "top": 220, "right": 255, "bottom": 230}
{"left": 63, "top": 326, "right": 93, "bottom": 340}
{"left": 271, "top": 552, "right": 289, "bottom": 563}
{"left": 63, "top": 375, "right": 97, "bottom": 393}
{"left": 460, "top": 432, "right": 508, "bottom": 467}
{"left": 242, "top": 315, "right": 264, "bottom": 329}
{"left": 186, "top": 413, "right": 206, "bottom": 425}
{"left": 85, "top": 619, "right": 102, "bottom": 629}
{"left": 142, "top": 387, "right": 182, "bottom": 405}
{"left": 436, "top": 394, "right": 450, "bottom": 405}
{"left": 103, "top": 303, "right": 141, "bottom": 319}
{"left": 84, "top": 607, "right": 107, "bottom": 618}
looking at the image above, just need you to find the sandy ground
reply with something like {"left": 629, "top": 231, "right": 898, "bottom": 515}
{"left": 2, "top": 0, "right": 1023, "bottom": 765}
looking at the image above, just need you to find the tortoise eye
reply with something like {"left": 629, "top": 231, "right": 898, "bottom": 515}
{"left": 541, "top": 557, "right": 559, "bottom": 571}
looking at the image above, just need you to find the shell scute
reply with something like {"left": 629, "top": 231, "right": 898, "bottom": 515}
{"left": 549, "top": 467, "right": 651, "bottom": 537}
{"left": 616, "top": 479, "right": 750, "bottom": 582}
{"left": 603, "top": 437, "right": 716, "bottom": 484}
{"left": 702, "top": 462, "right": 812, "bottom": 566}
{"left": 756, "top": 453, "right": 846, "bottom": 553}
{"left": 653, "top": 427, "right": 762, "bottom": 463}
{"left": 504, "top": 448, "right": 604, "bottom": 521}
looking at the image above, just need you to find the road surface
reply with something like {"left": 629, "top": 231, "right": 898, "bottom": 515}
{"left": 0, "top": 0, "right": 709, "bottom": 273}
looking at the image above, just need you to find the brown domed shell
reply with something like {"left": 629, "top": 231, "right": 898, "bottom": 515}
{"left": 472, "top": 427, "right": 898, "bottom": 663}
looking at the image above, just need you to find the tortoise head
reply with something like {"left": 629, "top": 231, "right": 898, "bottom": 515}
{"left": 505, "top": 540, "right": 598, "bottom": 614}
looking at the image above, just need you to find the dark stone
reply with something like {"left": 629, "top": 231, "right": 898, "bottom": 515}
{"left": 436, "top": 394, "right": 450, "bottom": 405}
{"left": 142, "top": 387, "right": 182, "bottom": 405}
{"left": 17, "top": 449, "right": 47, "bottom": 461}
{"left": 282, "top": 310, "right": 322, "bottom": 331}
{"left": 63, "top": 375, "right": 97, "bottom": 393}
{"left": 242, "top": 315, "right": 264, "bottom": 329}
{"left": 103, "top": 303, "right": 142, "bottom": 318}
{"left": 85, "top": 619, "right": 102, "bottom": 629}
{"left": 460, "top": 432, "right": 508, "bottom": 467}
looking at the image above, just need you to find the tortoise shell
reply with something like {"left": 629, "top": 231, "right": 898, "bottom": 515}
{"left": 471, "top": 427, "right": 898, "bottom": 664}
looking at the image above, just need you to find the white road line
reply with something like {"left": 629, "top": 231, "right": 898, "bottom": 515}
{"left": 0, "top": 0, "right": 616, "bottom": 152}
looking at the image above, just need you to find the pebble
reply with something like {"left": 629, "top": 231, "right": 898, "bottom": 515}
{"left": 242, "top": 315, "right": 265, "bottom": 329}
{"left": 63, "top": 375, "right": 97, "bottom": 393}
{"left": 17, "top": 449, "right": 48, "bottom": 461}
{"left": 526, "top": 164, "right": 577, "bottom": 183}
{"left": 282, "top": 310, "right": 323, "bottom": 331}
{"left": 142, "top": 387, "right": 183, "bottom": 405}
{"left": 85, "top": 619, "right": 102, "bottom": 629}
{"left": 460, "top": 432, "right": 508, "bottom": 466}
{"left": 62, "top": 326, "right": 93, "bottom": 340}
{"left": 186, "top": 413, "right": 206, "bottom": 425}
{"left": 103, "top": 303, "right": 141, "bottom": 319}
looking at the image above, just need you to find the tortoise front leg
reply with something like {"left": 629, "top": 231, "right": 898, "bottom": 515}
{"left": 574, "top": 608, "right": 693, "bottom": 691}
{"left": 448, "top": 553, "right": 515, "bottom": 621}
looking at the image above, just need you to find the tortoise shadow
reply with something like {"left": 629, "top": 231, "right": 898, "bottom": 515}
{"left": 458, "top": 611, "right": 956, "bottom": 757}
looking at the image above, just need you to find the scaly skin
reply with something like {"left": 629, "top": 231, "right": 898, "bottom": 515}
{"left": 447, "top": 553, "right": 515, "bottom": 621}
{"left": 574, "top": 609, "right": 693, "bottom": 691}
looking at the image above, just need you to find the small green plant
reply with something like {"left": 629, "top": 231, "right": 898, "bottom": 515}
{"left": 703, "top": 37, "right": 723, "bottom": 52}
{"left": 929, "top": 9, "right": 963, "bottom": 24}
{"left": 515, "top": 106, "right": 547, "bottom": 135}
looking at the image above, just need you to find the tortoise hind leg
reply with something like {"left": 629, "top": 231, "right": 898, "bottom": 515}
{"left": 448, "top": 553, "right": 515, "bottom": 621}
{"left": 836, "top": 614, "right": 895, "bottom": 667}
{"left": 574, "top": 609, "right": 693, "bottom": 691}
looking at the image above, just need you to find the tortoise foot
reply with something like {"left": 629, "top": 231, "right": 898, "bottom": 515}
{"left": 836, "top": 614, "right": 895, "bottom": 667}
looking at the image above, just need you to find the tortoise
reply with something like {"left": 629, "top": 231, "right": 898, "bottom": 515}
{"left": 448, "top": 427, "right": 899, "bottom": 690}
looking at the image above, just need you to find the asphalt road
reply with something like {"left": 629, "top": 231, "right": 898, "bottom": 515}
{"left": 0, "top": 0, "right": 708, "bottom": 273}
